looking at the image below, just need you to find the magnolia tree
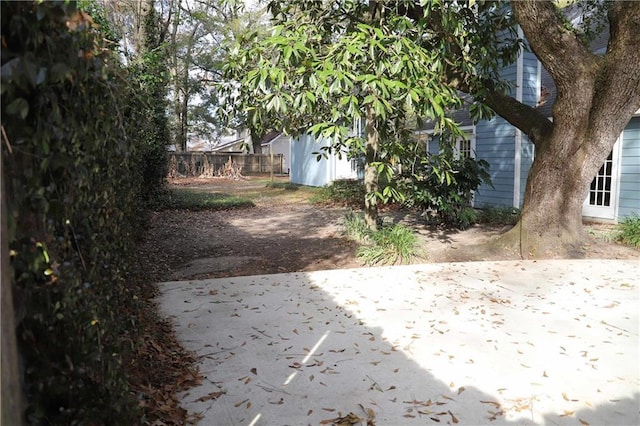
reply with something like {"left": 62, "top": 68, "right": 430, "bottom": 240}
{"left": 220, "top": 1, "right": 519, "bottom": 230}
{"left": 222, "top": 0, "right": 640, "bottom": 257}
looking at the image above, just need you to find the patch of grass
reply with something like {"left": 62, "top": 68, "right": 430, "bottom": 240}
{"left": 478, "top": 205, "right": 521, "bottom": 225}
{"left": 343, "top": 211, "right": 371, "bottom": 241}
{"left": 265, "top": 181, "right": 302, "bottom": 190}
{"left": 587, "top": 227, "right": 619, "bottom": 243}
{"left": 617, "top": 214, "right": 640, "bottom": 248}
{"left": 310, "top": 179, "right": 365, "bottom": 207}
{"left": 343, "top": 213, "right": 419, "bottom": 265}
{"left": 156, "top": 188, "right": 254, "bottom": 211}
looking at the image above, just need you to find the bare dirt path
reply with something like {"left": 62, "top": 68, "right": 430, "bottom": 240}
{"left": 138, "top": 176, "right": 638, "bottom": 283}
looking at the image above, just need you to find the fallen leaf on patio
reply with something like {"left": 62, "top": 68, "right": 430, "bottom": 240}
{"left": 309, "top": 374, "right": 315, "bottom": 382}
{"left": 543, "top": 371, "right": 548, "bottom": 377}
{"left": 293, "top": 329, "right": 298, "bottom": 335}
{"left": 559, "top": 410, "right": 575, "bottom": 417}
{"left": 449, "top": 382, "right": 455, "bottom": 388}
{"left": 234, "top": 399, "right": 249, "bottom": 408}
{"left": 480, "top": 400, "right": 501, "bottom": 408}
{"left": 448, "top": 411, "right": 459, "bottom": 423}
{"left": 369, "top": 361, "right": 380, "bottom": 366}
{"left": 442, "top": 395, "right": 455, "bottom": 401}
{"left": 246, "top": 401, "right": 251, "bottom": 409}
{"left": 430, "top": 417, "right": 440, "bottom": 422}
{"left": 562, "top": 392, "right": 570, "bottom": 401}
{"left": 457, "top": 387, "right": 466, "bottom": 395}
{"left": 579, "top": 419, "right": 590, "bottom": 425}
{"left": 386, "top": 385, "right": 396, "bottom": 391}
{"left": 250, "top": 368, "right": 257, "bottom": 375}
{"left": 403, "top": 414, "right": 416, "bottom": 418}
{"left": 195, "top": 391, "right": 225, "bottom": 402}
{"left": 322, "top": 408, "right": 336, "bottom": 412}
{"left": 307, "top": 409, "right": 313, "bottom": 416}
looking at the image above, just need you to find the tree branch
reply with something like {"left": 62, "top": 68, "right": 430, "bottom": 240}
{"left": 511, "top": 1, "right": 598, "bottom": 87}
{"left": 482, "top": 89, "right": 554, "bottom": 145}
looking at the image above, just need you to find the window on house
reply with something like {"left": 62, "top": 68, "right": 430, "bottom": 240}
{"left": 455, "top": 134, "right": 475, "bottom": 159}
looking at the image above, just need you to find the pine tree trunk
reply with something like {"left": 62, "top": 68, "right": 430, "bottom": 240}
{"left": 364, "top": 105, "right": 379, "bottom": 231}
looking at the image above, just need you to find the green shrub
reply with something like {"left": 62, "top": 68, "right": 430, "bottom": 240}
{"left": 397, "top": 153, "right": 492, "bottom": 230}
{"left": 617, "top": 214, "right": 640, "bottom": 248}
{"left": 310, "top": 179, "right": 365, "bottom": 207}
{"left": 357, "top": 223, "right": 419, "bottom": 265}
{"left": 478, "top": 205, "right": 521, "bottom": 225}
{"left": 343, "top": 213, "right": 419, "bottom": 265}
{"left": 157, "top": 189, "right": 254, "bottom": 210}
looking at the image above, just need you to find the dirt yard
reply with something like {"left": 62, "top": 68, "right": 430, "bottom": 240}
{"left": 138, "top": 175, "right": 638, "bottom": 283}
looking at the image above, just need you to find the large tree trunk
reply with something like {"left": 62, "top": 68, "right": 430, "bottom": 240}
{"left": 499, "top": 126, "right": 618, "bottom": 257}
{"left": 488, "top": 0, "right": 640, "bottom": 258}
{"left": 364, "top": 105, "right": 379, "bottom": 231}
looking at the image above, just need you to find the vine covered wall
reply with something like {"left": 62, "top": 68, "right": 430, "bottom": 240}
{"left": 1, "top": 1, "right": 168, "bottom": 422}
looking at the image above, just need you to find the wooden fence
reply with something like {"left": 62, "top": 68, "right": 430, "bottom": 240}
{"left": 167, "top": 152, "right": 284, "bottom": 177}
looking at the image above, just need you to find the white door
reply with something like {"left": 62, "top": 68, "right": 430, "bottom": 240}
{"left": 583, "top": 137, "right": 621, "bottom": 220}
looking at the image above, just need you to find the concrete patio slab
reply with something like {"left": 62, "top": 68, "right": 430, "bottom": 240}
{"left": 156, "top": 260, "right": 640, "bottom": 425}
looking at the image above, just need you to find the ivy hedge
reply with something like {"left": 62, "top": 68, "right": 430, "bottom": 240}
{"left": 2, "top": 1, "right": 168, "bottom": 423}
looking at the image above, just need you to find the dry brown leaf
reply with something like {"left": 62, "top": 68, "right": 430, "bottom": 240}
{"left": 562, "top": 392, "right": 570, "bottom": 401}
{"left": 309, "top": 374, "right": 315, "bottom": 382}
{"left": 307, "top": 409, "right": 313, "bottom": 416}
{"left": 579, "top": 419, "right": 590, "bottom": 425}
{"left": 195, "top": 391, "right": 225, "bottom": 402}
{"left": 403, "top": 414, "right": 416, "bottom": 418}
{"left": 448, "top": 411, "right": 459, "bottom": 423}
{"left": 386, "top": 385, "right": 396, "bottom": 391}
{"left": 457, "top": 387, "right": 466, "bottom": 395}
{"left": 250, "top": 367, "right": 257, "bottom": 375}
{"left": 480, "top": 400, "right": 501, "bottom": 409}
{"left": 234, "top": 399, "right": 248, "bottom": 408}
{"left": 559, "top": 410, "right": 575, "bottom": 417}
{"left": 322, "top": 408, "right": 336, "bottom": 412}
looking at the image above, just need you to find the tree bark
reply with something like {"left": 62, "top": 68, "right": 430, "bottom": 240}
{"left": 364, "top": 105, "right": 379, "bottom": 231}
{"left": 1, "top": 144, "right": 24, "bottom": 424}
{"left": 489, "top": 0, "right": 640, "bottom": 257}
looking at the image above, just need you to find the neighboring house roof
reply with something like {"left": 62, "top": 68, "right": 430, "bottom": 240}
{"left": 210, "top": 138, "right": 247, "bottom": 152}
{"left": 260, "top": 131, "right": 283, "bottom": 146}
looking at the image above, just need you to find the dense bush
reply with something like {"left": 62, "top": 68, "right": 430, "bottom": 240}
{"left": 617, "top": 214, "right": 640, "bottom": 248}
{"left": 478, "top": 205, "right": 521, "bottom": 225}
{"left": 397, "top": 152, "right": 492, "bottom": 229}
{"left": 311, "top": 179, "right": 366, "bottom": 207}
{"left": 2, "top": 1, "right": 168, "bottom": 422}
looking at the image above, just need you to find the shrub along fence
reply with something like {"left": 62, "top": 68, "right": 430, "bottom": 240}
{"left": 168, "top": 152, "right": 284, "bottom": 177}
